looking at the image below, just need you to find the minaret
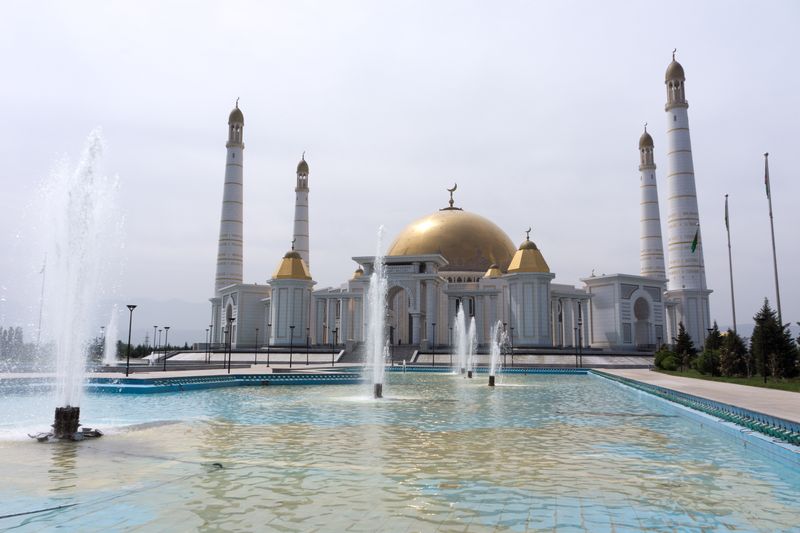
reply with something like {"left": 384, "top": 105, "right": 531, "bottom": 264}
{"left": 638, "top": 125, "right": 666, "bottom": 279}
{"left": 664, "top": 52, "right": 711, "bottom": 345}
{"left": 214, "top": 101, "right": 245, "bottom": 293}
{"left": 292, "top": 154, "right": 310, "bottom": 269}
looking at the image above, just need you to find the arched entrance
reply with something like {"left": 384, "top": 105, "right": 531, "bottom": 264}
{"left": 388, "top": 286, "right": 411, "bottom": 345}
{"left": 633, "top": 297, "right": 650, "bottom": 348}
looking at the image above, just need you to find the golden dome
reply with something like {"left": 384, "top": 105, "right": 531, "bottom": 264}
{"left": 484, "top": 263, "right": 502, "bottom": 278}
{"left": 387, "top": 209, "right": 516, "bottom": 272}
{"left": 352, "top": 267, "right": 364, "bottom": 279}
{"left": 639, "top": 129, "right": 653, "bottom": 149}
{"left": 507, "top": 238, "right": 550, "bottom": 273}
{"left": 297, "top": 156, "right": 309, "bottom": 175}
{"left": 272, "top": 251, "right": 311, "bottom": 280}
{"left": 665, "top": 60, "right": 685, "bottom": 82}
{"left": 229, "top": 106, "right": 244, "bottom": 124}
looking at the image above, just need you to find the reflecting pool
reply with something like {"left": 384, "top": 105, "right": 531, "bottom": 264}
{"left": 1, "top": 373, "right": 798, "bottom": 531}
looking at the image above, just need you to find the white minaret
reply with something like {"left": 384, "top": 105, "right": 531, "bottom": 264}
{"left": 638, "top": 125, "right": 666, "bottom": 279}
{"left": 292, "top": 154, "right": 310, "bottom": 269}
{"left": 664, "top": 53, "right": 711, "bottom": 345}
{"left": 214, "top": 101, "right": 245, "bottom": 293}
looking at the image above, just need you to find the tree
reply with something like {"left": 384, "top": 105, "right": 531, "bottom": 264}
{"left": 673, "top": 322, "right": 696, "bottom": 372}
{"left": 705, "top": 322, "right": 723, "bottom": 351}
{"left": 718, "top": 329, "right": 749, "bottom": 377}
{"left": 750, "top": 299, "right": 798, "bottom": 380}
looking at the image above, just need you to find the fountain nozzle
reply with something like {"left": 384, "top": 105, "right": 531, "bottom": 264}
{"left": 488, "top": 375, "right": 495, "bottom": 387}
{"left": 374, "top": 383, "right": 383, "bottom": 398}
{"left": 467, "top": 370, "right": 473, "bottom": 379}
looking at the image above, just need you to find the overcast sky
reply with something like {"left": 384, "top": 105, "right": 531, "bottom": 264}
{"left": 1, "top": 1, "right": 798, "bottom": 343}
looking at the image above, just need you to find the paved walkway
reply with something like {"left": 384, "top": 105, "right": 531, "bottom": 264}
{"left": 603, "top": 368, "right": 800, "bottom": 424}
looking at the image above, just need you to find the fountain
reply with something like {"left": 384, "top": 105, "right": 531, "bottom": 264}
{"left": 452, "top": 308, "right": 477, "bottom": 378}
{"left": 102, "top": 304, "right": 119, "bottom": 366}
{"left": 366, "top": 226, "right": 389, "bottom": 398}
{"left": 32, "top": 129, "right": 119, "bottom": 441}
{"left": 488, "top": 320, "right": 507, "bottom": 387}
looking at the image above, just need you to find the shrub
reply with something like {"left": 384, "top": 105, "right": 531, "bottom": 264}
{"left": 694, "top": 349, "right": 720, "bottom": 376}
{"left": 660, "top": 355, "right": 679, "bottom": 371}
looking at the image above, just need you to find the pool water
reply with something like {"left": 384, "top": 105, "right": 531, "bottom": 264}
{"left": 1, "top": 373, "right": 798, "bottom": 531}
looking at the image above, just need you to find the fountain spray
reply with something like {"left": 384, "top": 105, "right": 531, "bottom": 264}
{"left": 35, "top": 129, "right": 119, "bottom": 441}
{"left": 366, "top": 226, "right": 388, "bottom": 398}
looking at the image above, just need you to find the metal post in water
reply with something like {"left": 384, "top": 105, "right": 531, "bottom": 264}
{"left": 488, "top": 375, "right": 495, "bottom": 387}
{"left": 374, "top": 383, "right": 383, "bottom": 398}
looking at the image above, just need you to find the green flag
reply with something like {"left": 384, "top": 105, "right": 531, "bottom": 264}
{"left": 691, "top": 227, "right": 699, "bottom": 253}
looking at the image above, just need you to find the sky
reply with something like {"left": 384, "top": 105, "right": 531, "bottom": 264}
{"left": 1, "top": 1, "right": 798, "bottom": 345}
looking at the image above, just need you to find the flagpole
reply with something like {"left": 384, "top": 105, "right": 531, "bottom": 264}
{"left": 764, "top": 153, "right": 782, "bottom": 325}
{"left": 724, "top": 194, "right": 737, "bottom": 333}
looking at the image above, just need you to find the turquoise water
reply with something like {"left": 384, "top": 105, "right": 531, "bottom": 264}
{"left": 1, "top": 373, "right": 798, "bottom": 531}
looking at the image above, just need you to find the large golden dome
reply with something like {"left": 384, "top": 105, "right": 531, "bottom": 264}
{"left": 387, "top": 208, "right": 516, "bottom": 272}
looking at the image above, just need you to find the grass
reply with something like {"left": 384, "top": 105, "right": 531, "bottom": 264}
{"left": 656, "top": 368, "right": 800, "bottom": 393}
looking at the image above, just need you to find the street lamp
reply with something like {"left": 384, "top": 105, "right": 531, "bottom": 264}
{"left": 449, "top": 326, "right": 453, "bottom": 367}
{"left": 162, "top": 326, "right": 170, "bottom": 371}
{"left": 205, "top": 328, "right": 210, "bottom": 363}
{"left": 153, "top": 326, "right": 158, "bottom": 353}
{"left": 502, "top": 322, "right": 508, "bottom": 367}
{"left": 330, "top": 326, "right": 335, "bottom": 367}
{"left": 306, "top": 327, "right": 310, "bottom": 366}
{"left": 510, "top": 326, "right": 515, "bottom": 367}
{"left": 577, "top": 318, "right": 583, "bottom": 367}
{"left": 254, "top": 327, "right": 259, "bottom": 365}
{"left": 208, "top": 323, "right": 213, "bottom": 362}
{"left": 431, "top": 322, "right": 436, "bottom": 367}
{"left": 289, "top": 325, "right": 295, "bottom": 368}
{"left": 574, "top": 327, "right": 579, "bottom": 368}
{"left": 226, "top": 317, "right": 234, "bottom": 374}
{"left": 125, "top": 304, "right": 137, "bottom": 377}
{"left": 333, "top": 328, "right": 338, "bottom": 366}
{"left": 267, "top": 323, "right": 272, "bottom": 366}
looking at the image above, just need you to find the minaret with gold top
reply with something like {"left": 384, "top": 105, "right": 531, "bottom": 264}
{"left": 214, "top": 100, "right": 245, "bottom": 294}
{"left": 664, "top": 51, "right": 711, "bottom": 345}
{"left": 638, "top": 125, "right": 666, "bottom": 279}
{"left": 292, "top": 154, "right": 311, "bottom": 269}
{"left": 268, "top": 240, "right": 315, "bottom": 346}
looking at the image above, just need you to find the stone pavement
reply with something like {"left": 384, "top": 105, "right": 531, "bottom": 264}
{"left": 603, "top": 368, "right": 800, "bottom": 424}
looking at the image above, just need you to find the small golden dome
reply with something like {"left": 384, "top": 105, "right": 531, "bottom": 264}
{"left": 387, "top": 208, "right": 516, "bottom": 272}
{"left": 665, "top": 60, "right": 685, "bottom": 82}
{"left": 507, "top": 239, "right": 550, "bottom": 273}
{"left": 352, "top": 267, "right": 364, "bottom": 279}
{"left": 639, "top": 129, "right": 653, "bottom": 149}
{"left": 484, "top": 263, "right": 502, "bottom": 278}
{"left": 272, "top": 250, "right": 311, "bottom": 280}
{"left": 297, "top": 156, "right": 309, "bottom": 175}
{"left": 229, "top": 106, "right": 244, "bottom": 125}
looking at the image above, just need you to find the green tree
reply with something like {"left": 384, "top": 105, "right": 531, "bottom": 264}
{"left": 674, "top": 322, "right": 696, "bottom": 371}
{"left": 705, "top": 322, "right": 723, "bottom": 351}
{"left": 750, "top": 299, "right": 798, "bottom": 380}
{"left": 718, "top": 329, "right": 749, "bottom": 377}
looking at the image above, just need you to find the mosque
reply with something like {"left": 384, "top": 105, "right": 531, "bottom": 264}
{"left": 209, "top": 55, "right": 712, "bottom": 354}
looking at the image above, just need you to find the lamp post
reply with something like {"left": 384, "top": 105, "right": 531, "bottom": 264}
{"left": 330, "top": 326, "right": 335, "bottom": 367}
{"left": 267, "top": 323, "right": 272, "bottom": 366}
{"left": 449, "top": 326, "right": 453, "bottom": 367}
{"left": 289, "top": 325, "right": 295, "bottom": 368}
{"left": 205, "top": 328, "right": 210, "bottom": 363}
{"left": 226, "top": 317, "right": 234, "bottom": 374}
{"left": 574, "top": 327, "right": 579, "bottom": 368}
{"left": 208, "top": 323, "right": 213, "bottom": 362}
{"left": 431, "top": 322, "right": 436, "bottom": 367}
{"left": 306, "top": 327, "right": 310, "bottom": 365}
{"left": 502, "top": 322, "right": 508, "bottom": 367}
{"left": 125, "top": 305, "right": 137, "bottom": 377}
{"left": 577, "top": 319, "right": 583, "bottom": 368}
{"left": 510, "top": 326, "right": 514, "bottom": 367}
{"left": 157, "top": 328, "right": 162, "bottom": 363}
{"left": 333, "top": 328, "right": 338, "bottom": 366}
{"left": 153, "top": 326, "right": 158, "bottom": 354}
{"left": 254, "top": 327, "right": 259, "bottom": 365}
{"left": 162, "top": 326, "right": 170, "bottom": 371}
